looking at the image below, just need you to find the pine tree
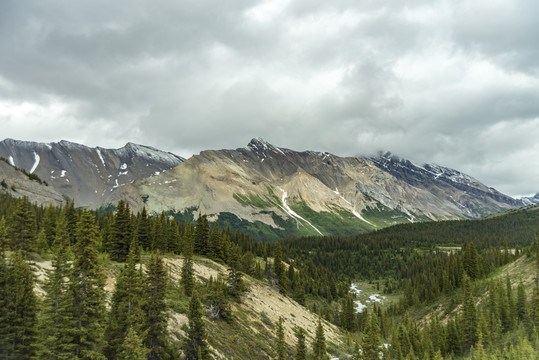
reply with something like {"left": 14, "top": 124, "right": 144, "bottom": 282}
{"left": 0, "top": 241, "right": 9, "bottom": 357}
{"left": 39, "top": 217, "right": 76, "bottom": 359}
{"left": 3, "top": 251, "right": 38, "bottom": 359}
{"left": 8, "top": 196, "right": 37, "bottom": 256}
{"left": 143, "top": 252, "right": 169, "bottom": 360}
{"left": 118, "top": 327, "right": 148, "bottom": 360}
{"left": 70, "top": 210, "right": 107, "bottom": 359}
{"left": 193, "top": 214, "right": 209, "bottom": 255}
{"left": 461, "top": 275, "right": 477, "bottom": 352}
{"left": 463, "top": 242, "right": 479, "bottom": 279}
{"left": 181, "top": 236, "right": 195, "bottom": 297}
{"left": 276, "top": 316, "right": 286, "bottom": 360}
{"left": 516, "top": 280, "right": 528, "bottom": 323}
{"left": 182, "top": 291, "right": 209, "bottom": 360}
{"left": 362, "top": 311, "right": 382, "bottom": 360}
{"left": 312, "top": 317, "right": 327, "bottom": 360}
{"left": 227, "top": 244, "right": 247, "bottom": 300}
{"left": 104, "top": 246, "right": 146, "bottom": 359}
{"left": 0, "top": 216, "right": 7, "bottom": 253}
{"left": 342, "top": 295, "right": 356, "bottom": 332}
{"left": 206, "top": 276, "right": 231, "bottom": 322}
{"left": 110, "top": 200, "right": 133, "bottom": 262}
{"left": 295, "top": 327, "right": 307, "bottom": 360}
{"left": 273, "top": 243, "right": 288, "bottom": 295}
{"left": 41, "top": 204, "right": 58, "bottom": 248}
{"left": 135, "top": 207, "right": 152, "bottom": 251}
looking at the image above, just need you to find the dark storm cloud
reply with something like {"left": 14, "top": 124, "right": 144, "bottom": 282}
{"left": 1, "top": 0, "right": 538, "bottom": 197}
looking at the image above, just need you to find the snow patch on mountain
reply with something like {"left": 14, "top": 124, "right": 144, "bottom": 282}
{"left": 279, "top": 188, "right": 323, "bottom": 236}
{"left": 96, "top": 148, "right": 106, "bottom": 167}
{"left": 8, "top": 156, "right": 15, "bottom": 166}
{"left": 352, "top": 209, "right": 375, "bottom": 226}
{"left": 29, "top": 152, "right": 40, "bottom": 174}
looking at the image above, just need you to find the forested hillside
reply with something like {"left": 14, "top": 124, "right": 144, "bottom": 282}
{"left": 0, "top": 193, "right": 537, "bottom": 359}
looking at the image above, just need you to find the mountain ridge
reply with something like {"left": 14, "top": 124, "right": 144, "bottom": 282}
{"left": 104, "top": 138, "right": 521, "bottom": 239}
{"left": 0, "top": 139, "right": 185, "bottom": 209}
{"left": 0, "top": 137, "right": 523, "bottom": 239}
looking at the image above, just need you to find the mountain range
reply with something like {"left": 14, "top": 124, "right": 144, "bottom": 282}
{"left": 0, "top": 137, "right": 532, "bottom": 240}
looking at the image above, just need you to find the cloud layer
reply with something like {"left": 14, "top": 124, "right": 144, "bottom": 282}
{"left": 1, "top": 0, "right": 538, "bottom": 196}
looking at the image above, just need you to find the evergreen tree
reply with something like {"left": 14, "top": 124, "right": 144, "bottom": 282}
{"left": 193, "top": 214, "right": 209, "bottom": 255}
{"left": 118, "top": 327, "right": 148, "bottom": 360}
{"left": 461, "top": 275, "right": 477, "bottom": 352}
{"left": 312, "top": 317, "right": 327, "bottom": 360}
{"left": 65, "top": 199, "right": 78, "bottom": 246}
{"left": 2, "top": 251, "right": 38, "bottom": 359}
{"left": 182, "top": 291, "right": 209, "bottom": 360}
{"left": 341, "top": 295, "right": 356, "bottom": 332}
{"left": 0, "top": 240, "right": 9, "bottom": 357}
{"left": 110, "top": 200, "right": 133, "bottom": 262}
{"left": 181, "top": 236, "right": 195, "bottom": 297}
{"left": 0, "top": 216, "right": 7, "bottom": 253}
{"left": 206, "top": 276, "right": 232, "bottom": 322}
{"left": 295, "top": 327, "right": 307, "bottom": 360}
{"left": 362, "top": 311, "right": 382, "bottom": 360}
{"left": 41, "top": 204, "right": 58, "bottom": 248}
{"left": 273, "top": 243, "right": 288, "bottom": 295}
{"left": 227, "top": 244, "right": 247, "bottom": 300}
{"left": 143, "top": 252, "right": 169, "bottom": 360}
{"left": 275, "top": 316, "right": 286, "bottom": 360}
{"left": 104, "top": 246, "right": 146, "bottom": 359}
{"left": 516, "top": 280, "right": 528, "bottom": 323}
{"left": 70, "top": 210, "right": 107, "bottom": 359}
{"left": 39, "top": 217, "right": 76, "bottom": 359}
{"left": 463, "top": 242, "right": 479, "bottom": 279}
{"left": 135, "top": 207, "right": 152, "bottom": 251}
{"left": 8, "top": 196, "right": 37, "bottom": 256}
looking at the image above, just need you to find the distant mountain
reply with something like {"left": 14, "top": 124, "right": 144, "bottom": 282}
{"left": 0, "top": 139, "right": 184, "bottom": 209}
{"left": 105, "top": 138, "right": 521, "bottom": 240}
{"left": 0, "top": 159, "right": 64, "bottom": 207}
{"left": 520, "top": 193, "right": 539, "bottom": 206}
{"left": 367, "top": 152, "right": 522, "bottom": 218}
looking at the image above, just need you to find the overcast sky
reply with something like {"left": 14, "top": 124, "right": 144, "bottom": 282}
{"left": 1, "top": 0, "right": 538, "bottom": 197}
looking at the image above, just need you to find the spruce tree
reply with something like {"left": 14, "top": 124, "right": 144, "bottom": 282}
{"left": 3, "top": 251, "right": 38, "bottom": 360}
{"left": 206, "top": 276, "right": 231, "bottom": 322}
{"left": 516, "top": 280, "right": 528, "bottom": 323}
{"left": 143, "top": 252, "right": 169, "bottom": 359}
{"left": 362, "top": 311, "right": 382, "bottom": 360}
{"left": 70, "top": 210, "right": 107, "bottom": 359}
{"left": 182, "top": 291, "right": 209, "bottom": 360}
{"left": 110, "top": 200, "right": 133, "bottom": 262}
{"left": 193, "top": 214, "right": 209, "bottom": 255}
{"left": 181, "top": 236, "right": 195, "bottom": 297}
{"left": 8, "top": 196, "right": 37, "bottom": 256}
{"left": 135, "top": 207, "right": 152, "bottom": 250}
{"left": 0, "top": 216, "right": 7, "bottom": 253}
{"left": 104, "top": 246, "right": 146, "bottom": 359}
{"left": 461, "top": 275, "right": 477, "bottom": 352}
{"left": 118, "top": 327, "right": 148, "bottom": 360}
{"left": 227, "top": 244, "right": 247, "bottom": 300}
{"left": 275, "top": 316, "right": 286, "bottom": 360}
{"left": 39, "top": 215, "right": 76, "bottom": 359}
{"left": 0, "top": 241, "right": 9, "bottom": 357}
{"left": 312, "top": 317, "right": 327, "bottom": 360}
{"left": 295, "top": 327, "right": 307, "bottom": 360}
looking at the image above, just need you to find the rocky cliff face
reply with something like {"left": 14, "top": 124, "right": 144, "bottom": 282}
{"left": 0, "top": 139, "right": 184, "bottom": 209}
{"left": 0, "top": 160, "right": 65, "bottom": 207}
{"left": 1, "top": 137, "right": 522, "bottom": 239}
{"left": 105, "top": 138, "right": 520, "bottom": 239}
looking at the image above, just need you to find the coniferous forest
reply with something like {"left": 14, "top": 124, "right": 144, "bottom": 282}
{"left": 0, "top": 192, "right": 538, "bottom": 359}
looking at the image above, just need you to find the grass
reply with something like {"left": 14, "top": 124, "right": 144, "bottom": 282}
{"left": 233, "top": 193, "right": 275, "bottom": 209}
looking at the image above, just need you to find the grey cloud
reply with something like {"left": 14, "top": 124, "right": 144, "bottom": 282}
{"left": 1, "top": 0, "right": 538, "bottom": 197}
